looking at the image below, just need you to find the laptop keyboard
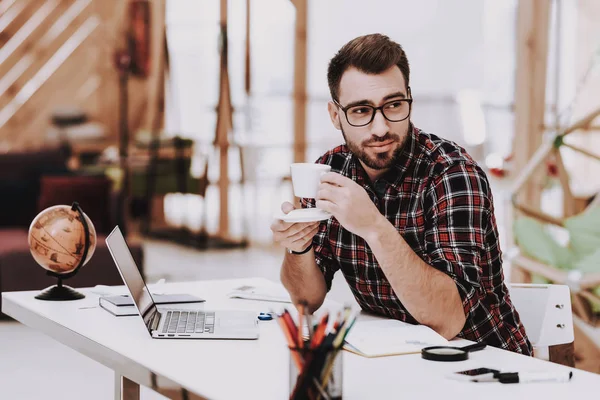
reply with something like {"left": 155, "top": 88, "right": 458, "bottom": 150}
{"left": 162, "top": 311, "right": 215, "bottom": 334}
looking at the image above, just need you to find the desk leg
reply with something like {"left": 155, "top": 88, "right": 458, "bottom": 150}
{"left": 114, "top": 372, "right": 140, "bottom": 400}
{"left": 549, "top": 342, "right": 575, "bottom": 367}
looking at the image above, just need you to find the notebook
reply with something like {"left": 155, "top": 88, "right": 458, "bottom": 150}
{"left": 343, "top": 319, "right": 449, "bottom": 358}
{"left": 99, "top": 293, "right": 205, "bottom": 316}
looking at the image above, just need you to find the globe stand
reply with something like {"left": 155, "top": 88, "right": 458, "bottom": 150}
{"left": 35, "top": 202, "right": 91, "bottom": 301}
{"left": 35, "top": 278, "right": 85, "bottom": 301}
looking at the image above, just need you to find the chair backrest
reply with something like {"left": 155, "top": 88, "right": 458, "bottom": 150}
{"left": 509, "top": 284, "right": 574, "bottom": 347}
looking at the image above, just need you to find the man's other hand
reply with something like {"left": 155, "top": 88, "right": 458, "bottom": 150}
{"left": 270, "top": 202, "right": 320, "bottom": 253}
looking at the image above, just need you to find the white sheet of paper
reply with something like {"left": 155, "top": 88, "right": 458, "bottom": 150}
{"left": 227, "top": 283, "right": 292, "bottom": 303}
{"left": 343, "top": 319, "right": 449, "bottom": 357}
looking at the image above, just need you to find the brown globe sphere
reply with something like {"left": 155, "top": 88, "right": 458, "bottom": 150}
{"left": 28, "top": 205, "right": 96, "bottom": 274}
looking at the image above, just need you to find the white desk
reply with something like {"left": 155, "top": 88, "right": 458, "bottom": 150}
{"left": 3, "top": 277, "right": 600, "bottom": 400}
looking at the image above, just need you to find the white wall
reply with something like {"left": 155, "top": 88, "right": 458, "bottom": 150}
{"left": 307, "top": 0, "right": 485, "bottom": 97}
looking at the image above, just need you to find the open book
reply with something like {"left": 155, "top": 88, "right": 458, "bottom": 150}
{"left": 343, "top": 319, "right": 449, "bottom": 357}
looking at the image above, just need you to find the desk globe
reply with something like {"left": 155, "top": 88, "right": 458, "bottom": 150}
{"left": 28, "top": 202, "right": 96, "bottom": 300}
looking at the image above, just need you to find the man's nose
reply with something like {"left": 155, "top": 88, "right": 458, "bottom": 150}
{"left": 370, "top": 109, "right": 389, "bottom": 137}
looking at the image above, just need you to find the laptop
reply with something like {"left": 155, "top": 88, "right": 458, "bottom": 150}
{"left": 105, "top": 226, "right": 259, "bottom": 339}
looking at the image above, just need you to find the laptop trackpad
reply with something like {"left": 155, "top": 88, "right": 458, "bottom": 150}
{"left": 219, "top": 318, "right": 244, "bottom": 328}
{"left": 218, "top": 312, "right": 255, "bottom": 328}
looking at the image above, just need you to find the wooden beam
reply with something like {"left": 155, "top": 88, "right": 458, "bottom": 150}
{"left": 292, "top": 0, "right": 307, "bottom": 163}
{"left": 572, "top": 293, "right": 595, "bottom": 327}
{"left": 18, "top": 33, "right": 99, "bottom": 143}
{"left": 0, "top": 0, "right": 66, "bottom": 79}
{"left": 581, "top": 125, "right": 600, "bottom": 131}
{"left": 244, "top": 0, "right": 251, "bottom": 95}
{"left": 0, "top": 16, "right": 100, "bottom": 134}
{"left": 75, "top": 74, "right": 101, "bottom": 104}
{"left": 0, "top": 0, "right": 31, "bottom": 39}
{"left": 509, "top": 265, "right": 532, "bottom": 284}
{"left": 553, "top": 149, "right": 576, "bottom": 217}
{"left": 512, "top": 0, "right": 551, "bottom": 208}
{"left": 579, "top": 291, "right": 600, "bottom": 312}
{"left": 143, "top": 0, "right": 166, "bottom": 133}
{"left": 512, "top": 202, "right": 564, "bottom": 226}
{"left": 510, "top": 140, "right": 553, "bottom": 197}
{"left": 0, "top": 0, "right": 92, "bottom": 110}
{"left": 93, "top": 0, "right": 128, "bottom": 144}
{"left": 511, "top": 254, "right": 568, "bottom": 284}
{"left": 562, "top": 105, "right": 600, "bottom": 136}
{"left": 512, "top": 254, "right": 600, "bottom": 290}
{"left": 562, "top": 142, "right": 600, "bottom": 162}
{"left": 580, "top": 274, "right": 600, "bottom": 290}
{"left": 586, "top": 190, "right": 600, "bottom": 211}
{"left": 0, "top": 0, "right": 19, "bottom": 15}
{"left": 215, "top": 0, "right": 233, "bottom": 239}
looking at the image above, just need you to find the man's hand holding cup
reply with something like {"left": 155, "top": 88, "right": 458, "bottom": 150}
{"left": 271, "top": 163, "right": 331, "bottom": 254}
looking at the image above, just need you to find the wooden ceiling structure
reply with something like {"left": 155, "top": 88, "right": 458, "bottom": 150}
{"left": 511, "top": 0, "right": 600, "bottom": 374}
{"left": 512, "top": 0, "right": 600, "bottom": 213}
{"left": 510, "top": 0, "right": 600, "bottom": 251}
{"left": 0, "top": 0, "right": 166, "bottom": 152}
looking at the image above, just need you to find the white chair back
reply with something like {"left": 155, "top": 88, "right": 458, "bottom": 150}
{"left": 509, "top": 284, "right": 574, "bottom": 347}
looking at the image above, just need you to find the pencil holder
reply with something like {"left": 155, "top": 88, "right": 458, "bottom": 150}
{"left": 288, "top": 346, "right": 343, "bottom": 400}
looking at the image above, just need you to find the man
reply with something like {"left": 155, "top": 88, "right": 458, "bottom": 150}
{"left": 271, "top": 34, "right": 531, "bottom": 354}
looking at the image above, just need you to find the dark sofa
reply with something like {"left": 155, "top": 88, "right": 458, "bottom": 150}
{"left": 0, "top": 145, "right": 144, "bottom": 316}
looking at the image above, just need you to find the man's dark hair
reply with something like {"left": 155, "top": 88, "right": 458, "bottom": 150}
{"left": 327, "top": 33, "right": 410, "bottom": 102}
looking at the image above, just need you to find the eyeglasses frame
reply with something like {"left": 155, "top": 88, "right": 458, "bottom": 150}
{"left": 332, "top": 87, "right": 413, "bottom": 127}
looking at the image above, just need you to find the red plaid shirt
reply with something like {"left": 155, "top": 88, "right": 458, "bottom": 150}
{"left": 303, "top": 126, "right": 532, "bottom": 355}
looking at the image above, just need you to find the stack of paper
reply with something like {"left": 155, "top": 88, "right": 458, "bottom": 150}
{"left": 227, "top": 283, "right": 292, "bottom": 303}
{"left": 343, "top": 319, "right": 449, "bottom": 357}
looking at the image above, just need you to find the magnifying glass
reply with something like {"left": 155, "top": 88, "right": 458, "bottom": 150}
{"left": 421, "top": 342, "right": 487, "bottom": 362}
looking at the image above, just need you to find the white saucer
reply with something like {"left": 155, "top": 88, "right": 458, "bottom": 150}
{"left": 274, "top": 208, "right": 332, "bottom": 223}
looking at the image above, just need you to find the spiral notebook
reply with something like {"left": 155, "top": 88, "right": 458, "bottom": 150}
{"left": 343, "top": 319, "right": 449, "bottom": 357}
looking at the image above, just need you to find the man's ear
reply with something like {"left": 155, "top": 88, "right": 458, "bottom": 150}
{"left": 327, "top": 101, "right": 342, "bottom": 130}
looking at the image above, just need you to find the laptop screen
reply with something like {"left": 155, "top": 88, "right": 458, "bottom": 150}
{"left": 106, "top": 226, "right": 157, "bottom": 333}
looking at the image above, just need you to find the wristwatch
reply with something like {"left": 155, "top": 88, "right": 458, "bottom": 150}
{"left": 287, "top": 243, "right": 312, "bottom": 255}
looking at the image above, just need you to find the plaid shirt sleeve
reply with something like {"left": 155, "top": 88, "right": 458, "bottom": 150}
{"left": 422, "top": 162, "right": 489, "bottom": 318}
{"left": 301, "top": 197, "right": 338, "bottom": 291}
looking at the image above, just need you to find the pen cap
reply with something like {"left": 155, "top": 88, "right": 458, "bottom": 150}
{"left": 497, "top": 373, "right": 519, "bottom": 384}
{"left": 497, "top": 371, "right": 573, "bottom": 384}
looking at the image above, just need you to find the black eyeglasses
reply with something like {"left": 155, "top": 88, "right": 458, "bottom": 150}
{"left": 333, "top": 91, "right": 413, "bottom": 127}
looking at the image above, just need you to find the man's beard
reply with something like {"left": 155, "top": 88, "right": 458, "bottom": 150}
{"left": 341, "top": 126, "right": 408, "bottom": 170}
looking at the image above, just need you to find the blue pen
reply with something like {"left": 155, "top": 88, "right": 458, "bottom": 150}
{"left": 258, "top": 312, "right": 274, "bottom": 321}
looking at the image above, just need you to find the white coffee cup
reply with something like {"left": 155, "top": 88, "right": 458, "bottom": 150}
{"left": 290, "top": 163, "right": 332, "bottom": 198}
